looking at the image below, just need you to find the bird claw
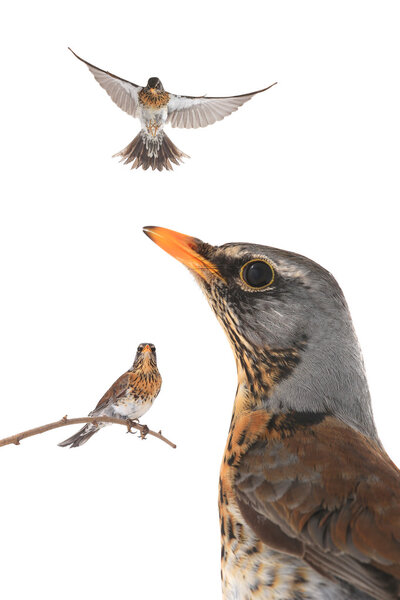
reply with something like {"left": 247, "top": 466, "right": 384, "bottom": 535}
{"left": 140, "top": 425, "right": 149, "bottom": 440}
{"left": 126, "top": 418, "right": 140, "bottom": 434}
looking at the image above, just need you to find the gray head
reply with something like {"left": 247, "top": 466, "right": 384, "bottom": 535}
{"left": 144, "top": 227, "right": 377, "bottom": 440}
{"left": 146, "top": 77, "right": 164, "bottom": 92}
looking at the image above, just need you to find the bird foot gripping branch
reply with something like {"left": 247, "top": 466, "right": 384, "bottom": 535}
{"left": 125, "top": 420, "right": 149, "bottom": 439}
{"left": 139, "top": 425, "right": 149, "bottom": 440}
{"left": 126, "top": 418, "right": 140, "bottom": 435}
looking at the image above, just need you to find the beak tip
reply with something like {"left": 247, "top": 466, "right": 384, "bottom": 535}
{"left": 140, "top": 226, "right": 222, "bottom": 282}
{"left": 143, "top": 226, "right": 158, "bottom": 241}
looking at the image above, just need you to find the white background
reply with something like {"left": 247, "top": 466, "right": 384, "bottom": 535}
{"left": 0, "top": 1, "right": 399, "bottom": 598}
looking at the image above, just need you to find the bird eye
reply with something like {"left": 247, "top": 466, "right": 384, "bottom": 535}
{"left": 150, "top": 345, "right": 155, "bottom": 351}
{"left": 240, "top": 259, "right": 274, "bottom": 290}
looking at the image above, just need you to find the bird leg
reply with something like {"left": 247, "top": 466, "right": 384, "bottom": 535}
{"left": 147, "top": 120, "right": 159, "bottom": 137}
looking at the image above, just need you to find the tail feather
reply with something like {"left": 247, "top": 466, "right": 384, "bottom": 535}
{"left": 58, "top": 423, "right": 101, "bottom": 448}
{"left": 113, "top": 131, "right": 189, "bottom": 172}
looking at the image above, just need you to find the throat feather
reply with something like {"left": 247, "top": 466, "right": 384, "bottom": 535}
{"left": 205, "top": 289, "right": 307, "bottom": 413}
{"left": 139, "top": 89, "right": 170, "bottom": 108}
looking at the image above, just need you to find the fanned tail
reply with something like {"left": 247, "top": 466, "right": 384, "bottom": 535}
{"left": 58, "top": 423, "right": 101, "bottom": 448}
{"left": 113, "top": 131, "right": 189, "bottom": 172}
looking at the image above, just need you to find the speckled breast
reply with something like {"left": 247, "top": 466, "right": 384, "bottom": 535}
{"left": 138, "top": 89, "right": 170, "bottom": 109}
{"left": 219, "top": 411, "right": 343, "bottom": 600}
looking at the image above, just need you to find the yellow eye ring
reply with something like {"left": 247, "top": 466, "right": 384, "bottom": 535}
{"left": 240, "top": 259, "right": 275, "bottom": 290}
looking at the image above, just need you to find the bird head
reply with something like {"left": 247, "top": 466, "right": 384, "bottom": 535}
{"left": 146, "top": 77, "right": 164, "bottom": 95}
{"left": 134, "top": 343, "right": 157, "bottom": 371}
{"left": 144, "top": 226, "right": 376, "bottom": 438}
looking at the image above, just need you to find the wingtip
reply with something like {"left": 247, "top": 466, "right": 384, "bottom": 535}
{"left": 263, "top": 81, "right": 278, "bottom": 92}
{"left": 68, "top": 47, "right": 83, "bottom": 62}
{"left": 250, "top": 81, "right": 278, "bottom": 97}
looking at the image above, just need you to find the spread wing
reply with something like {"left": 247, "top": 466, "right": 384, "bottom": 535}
{"left": 91, "top": 372, "right": 131, "bottom": 415}
{"left": 235, "top": 415, "right": 400, "bottom": 600}
{"left": 69, "top": 48, "right": 142, "bottom": 117}
{"left": 167, "top": 82, "right": 277, "bottom": 129}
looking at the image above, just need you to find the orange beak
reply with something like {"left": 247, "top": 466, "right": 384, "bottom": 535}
{"left": 149, "top": 88, "right": 156, "bottom": 95}
{"left": 142, "top": 344, "right": 152, "bottom": 353}
{"left": 143, "top": 226, "right": 223, "bottom": 282}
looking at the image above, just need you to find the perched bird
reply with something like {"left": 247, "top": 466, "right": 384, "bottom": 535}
{"left": 144, "top": 226, "right": 400, "bottom": 600}
{"left": 69, "top": 48, "right": 276, "bottom": 171}
{"left": 59, "top": 344, "right": 161, "bottom": 448}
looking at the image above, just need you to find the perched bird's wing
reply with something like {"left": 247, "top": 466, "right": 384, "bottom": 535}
{"left": 235, "top": 415, "right": 400, "bottom": 600}
{"left": 69, "top": 48, "right": 142, "bottom": 117}
{"left": 91, "top": 372, "right": 131, "bottom": 415}
{"left": 166, "top": 82, "right": 277, "bottom": 129}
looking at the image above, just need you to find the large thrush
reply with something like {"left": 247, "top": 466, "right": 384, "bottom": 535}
{"left": 144, "top": 226, "right": 400, "bottom": 600}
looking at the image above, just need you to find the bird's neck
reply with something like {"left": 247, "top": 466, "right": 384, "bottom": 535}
{"left": 231, "top": 332, "right": 378, "bottom": 441}
{"left": 132, "top": 359, "right": 158, "bottom": 376}
{"left": 232, "top": 342, "right": 302, "bottom": 416}
{"left": 233, "top": 343, "right": 302, "bottom": 402}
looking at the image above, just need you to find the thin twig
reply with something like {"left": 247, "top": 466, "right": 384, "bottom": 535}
{"left": 0, "top": 415, "right": 176, "bottom": 449}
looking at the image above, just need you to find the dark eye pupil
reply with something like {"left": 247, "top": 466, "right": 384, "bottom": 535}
{"left": 242, "top": 261, "right": 273, "bottom": 288}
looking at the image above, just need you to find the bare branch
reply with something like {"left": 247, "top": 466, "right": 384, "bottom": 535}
{"left": 0, "top": 415, "right": 176, "bottom": 449}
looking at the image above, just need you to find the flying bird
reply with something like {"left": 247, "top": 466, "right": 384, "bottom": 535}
{"left": 59, "top": 343, "right": 161, "bottom": 448}
{"left": 69, "top": 48, "right": 277, "bottom": 172}
{"left": 144, "top": 226, "right": 400, "bottom": 600}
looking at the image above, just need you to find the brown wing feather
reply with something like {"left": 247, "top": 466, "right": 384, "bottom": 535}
{"left": 91, "top": 372, "right": 131, "bottom": 413}
{"left": 235, "top": 416, "right": 400, "bottom": 599}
